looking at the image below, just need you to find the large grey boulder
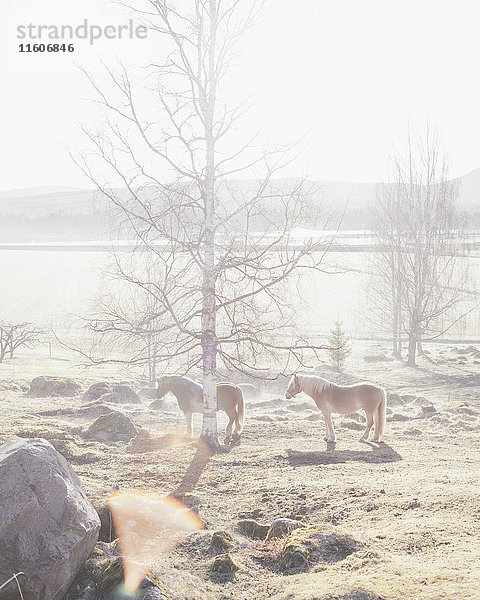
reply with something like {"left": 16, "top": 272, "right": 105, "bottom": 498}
{"left": 0, "top": 438, "right": 100, "bottom": 600}
{"left": 29, "top": 376, "right": 81, "bottom": 397}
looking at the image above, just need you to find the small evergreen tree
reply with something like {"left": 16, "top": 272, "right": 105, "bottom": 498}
{"left": 328, "top": 319, "right": 351, "bottom": 371}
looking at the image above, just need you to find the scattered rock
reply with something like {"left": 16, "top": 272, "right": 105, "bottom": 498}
{"left": 79, "top": 402, "right": 115, "bottom": 420}
{"left": 404, "top": 428, "right": 422, "bottom": 435}
{"left": 280, "top": 525, "right": 362, "bottom": 572}
{"left": 49, "top": 438, "right": 101, "bottom": 464}
{"left": 82, "top": 382, "right": 112, "bottom": 402}
{"left": 98, "top": 557, "right": 170, "bottom": 599}
{"left": 211, "top": 553, "right": 239, "bottom": 574}
{"left": 84, "top": 410, "right": 139, "bottom": 444}
{"left": 363, "top": 354, "right": 391, "bottom": 363}
{"left": 314, "top": 589, "right": 387, "bottom": 600}
{"left": 387, "top": 393, "right": 404, "bottom": 407}
{"left": 457, "top": 345, "right": 478, "bottom": 354}
{"left": 92, "top": 501, "right": 117, "bottom": 543}
{"left": 0, "top": 438, "right": 100, "bottom": 600}
{"left": 177, "top": 530, "right": 212, "bottom": 555}
{"left": 99, "top": 385, "right": 141, "bottom": 404}
{"left": 388, "top": 413, "right": 410, "bottom": 422}
{"left": 409, "top": 396, "right": 428, "bottom": 406}
{"left": 237, "top": 519, "right": 270, "bottom": 539}
{"left": 419, "top": 405, "right": 437, "bottom": 418}
{"left": 402, "top": 394, "right": 418, "bottom": 403}
{"left": 340, "top": 418, "right": 365, "bottom": 431}
{"left": 266, "top": 518, "right": 304, "bottom": 541}
{"left": 457, "top": 406, "right": 478, "bottom": 415}
{"left": 28, "top": 375, "right": 81, "bottom": 397}
{"left": 0, "top": 380, "right": 28, "bottom": 393}
{"left": 209, "top": 530, "right": 235, "bottom": 553}
{"left": 238, "top": 383, "right": 262, "bottom": 401}
{"left": 140, "top": 386, "right": 157, "bottom": 399}
{"left": 345, "top": 412, "right": 366, "bottom": 423}
{"left": 99, "top": 557, "right": 125, "bottom": 592}
{"left": 248, "top": 397, "right": 284, "bottom": 410}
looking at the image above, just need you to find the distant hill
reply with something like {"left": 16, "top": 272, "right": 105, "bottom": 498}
{"left": 0, "top": 170, "right": 478, "bottom": 242}
{"left": 0, "top": 188, "right": 101, "bottom": 216}
{"left": 0, "top": 186, "right": 87, "bottom": 200}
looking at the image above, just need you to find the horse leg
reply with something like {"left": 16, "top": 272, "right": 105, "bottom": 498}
{"left": 360, "top": 411, "right": 374, "bottom": 442}
{"left": 322, "top": 412, "right": 330, "bottom": 441}
{"left": 224, "top": 416, "right": 235, "bottom": 444}
{"left": 184, "top": 411, "right": 193, "bottom": 437}
{"left": 324, "top": 412, "right": 336, "bottom": 442}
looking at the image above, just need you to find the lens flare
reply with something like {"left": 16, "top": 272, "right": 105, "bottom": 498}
{"left": 107, "top": 490, "right": 204, "bottom": 593}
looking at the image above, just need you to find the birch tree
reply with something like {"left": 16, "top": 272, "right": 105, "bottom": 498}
{"left": 372, "top": 127, "right": 470, "bottom": 366}
{"left": 74, "top": 0, "right": 330, "bottom": 448}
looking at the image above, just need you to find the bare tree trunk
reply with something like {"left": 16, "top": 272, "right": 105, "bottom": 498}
{"left": 392, "top": 286, "right": 402, "bottom": 359}
{"left": 407, "top": 325, "right": 417, "bottom": 367}
{"left": 200, "top": 0, "right": 219, "bottom": 450}
{"left": 201, "top": 180, "right": 218, "bottom": 447}
{"left": 151, "top": 346, "right": 156, "bottom": 382}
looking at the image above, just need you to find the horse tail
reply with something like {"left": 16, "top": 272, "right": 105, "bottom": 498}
{"left": 235, "top": 388, "right": 245, "bottom": 434}
{"left": 375, "top": 387, "right": 387, "bottom": 441}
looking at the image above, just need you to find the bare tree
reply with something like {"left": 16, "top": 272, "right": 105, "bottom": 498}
{"left": 371, "top": 127, "right": 471, "bottom": 366}
{"left": 73, "top": 0, "right": 332, "bottom": 448}
{"left": 0, "top": 322, "right": 42, "bottom": 362}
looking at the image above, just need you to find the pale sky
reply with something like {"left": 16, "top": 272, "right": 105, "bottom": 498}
{"left": 2, "top": 0, "right": 480, "bottom": 191}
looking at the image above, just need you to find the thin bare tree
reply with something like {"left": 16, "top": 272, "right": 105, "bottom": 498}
{"left": 73, "top": 0, "right": 333, "bottom": 448}
{"left": 371, "top": 127, "right": 471, "bottom": 366}
{"left": 0, "top": 322, "right": 42, "bottom": 362}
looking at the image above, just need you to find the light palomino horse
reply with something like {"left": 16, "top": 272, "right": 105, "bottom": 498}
{"left": 285, "top": 373, "right": 386, "bottom": 443}
{"left": 156, "top": 376, "right": 245, "bottom": 443}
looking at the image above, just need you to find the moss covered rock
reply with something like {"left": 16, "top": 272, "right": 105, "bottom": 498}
{"left": 209, "top": 530, "right": 235, "bottom": 553}
{"left": 211, "top": 553, "right": 240, "bottom": 574}
{"left": 237, "top": 519, "right": 270, "bottom": 539}
{"left": 83, "top": 382, "right": 112, "bottom": 402}
{"left": 84, "top": 410, "right": 139, "bottom": 444}
{"left": 100, "top": 385, "right": 141, "bottom": 405}
{"left": 99, "top": 557, "right": 170, "bottom": 600}
{"left": 266, "top": 518, "right": 304, "bottom": 541}
{"left": 29, "top": 375, "right": 81, "bottom": 397}
{"left": 281, "top": 525, "right": 363, "bottom": 572}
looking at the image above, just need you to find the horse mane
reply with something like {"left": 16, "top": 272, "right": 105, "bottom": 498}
{"left": 297, "top": 373, "right": 332, "bottom": 397}
{"left": 161, "top": 376, "right": 202, "bottom": 397}
{"left": 175, "top": 376, "right": 202, "bottom": 396}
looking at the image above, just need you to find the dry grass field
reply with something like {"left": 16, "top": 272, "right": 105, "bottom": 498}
{"left": 1, "top": 342, "right": 479, "bottom": 600}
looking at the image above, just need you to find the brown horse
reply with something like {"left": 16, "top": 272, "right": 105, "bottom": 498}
{"left": 156, "top": 376, "right": 245, "bottom": 443}
{"left": 285, "top": 373, "right": 386, "bottom": 443}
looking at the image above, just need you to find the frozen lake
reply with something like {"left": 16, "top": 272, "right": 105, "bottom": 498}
{"left": 0, "top": 242, "right": 478, "bottom": 341}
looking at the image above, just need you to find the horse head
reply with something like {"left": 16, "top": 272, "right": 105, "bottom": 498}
{"left": 285, "top": 373, "right": 300, "bottom": 399}
{"left": 156, "top": 376, "right": 174, "bottom": 399}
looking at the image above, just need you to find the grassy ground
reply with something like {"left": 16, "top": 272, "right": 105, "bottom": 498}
{"left": 1, "top": 341, "right": 479, "bottom": 600}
